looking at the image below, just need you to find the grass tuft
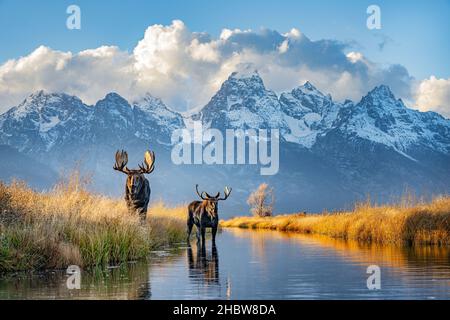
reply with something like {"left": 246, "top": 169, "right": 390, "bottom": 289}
{"left": 0, "top": 173, "right": 186, "bottom": 272}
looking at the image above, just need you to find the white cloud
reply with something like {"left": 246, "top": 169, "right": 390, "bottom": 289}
{"left": 284, "top": 28, "right": 302, "bottom": 39}
{"left": 0, "top": 45, "right": 134, "bottom": 108}
{"left": 346, "top": 51, "right": 364, "bottom": 63}
{"left": 414, "top": 76, "right": 450, "bottom": 118}
{"left": 0, "top": 19, "right": 445, "bottom": 117}
{"left": 278, "top": 39, "right": 289, "bottom": 54}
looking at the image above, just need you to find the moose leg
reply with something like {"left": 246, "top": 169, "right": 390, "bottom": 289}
{"left": 139, "top": 206, "right": 147, "bottom": 222}
{"left": 201, "top": 228, "right": 206, "bottom": 248}
{"left": 187, "top": 219, "right": 193, "bottom": 243}
{"left": 211, "top": 226, "right": 217, "bottom": 245}
{"left": 196, "top": 226, "right": 201, "bottom": 244}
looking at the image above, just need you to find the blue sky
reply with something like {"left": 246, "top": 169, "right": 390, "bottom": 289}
{"left": 1, "top": 0, "right": 448, "bottom": 79}
{"left": 0, "top": 0, "right": 449, "bottom": 116}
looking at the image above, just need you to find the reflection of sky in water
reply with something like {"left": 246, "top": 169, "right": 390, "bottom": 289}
{"left": 0, "top": 229, "right": 449, "bottom": 299}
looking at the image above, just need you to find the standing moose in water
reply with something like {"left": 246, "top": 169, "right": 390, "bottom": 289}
{"left": 113, "top": 149, "right": 155, "bottom": 220}
{"left": 187, "top": 184, "right": 232, "bottom": 247}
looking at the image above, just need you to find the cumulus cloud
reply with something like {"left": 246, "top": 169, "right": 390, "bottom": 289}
{"left": 0, "top": 45, "right": 134, "bottom": 108}
{"left": 0, "top": 19, "right": 446, "bottom": 117}
{"left": 414, "top": 76, "right": 450, "bottom": 118}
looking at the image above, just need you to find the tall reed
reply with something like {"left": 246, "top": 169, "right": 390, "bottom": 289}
{"left": 0, "top": 173, "right": 186, "bottom": 272}
{"left": 221, "top": 196, "right": 450, "bottom": 246}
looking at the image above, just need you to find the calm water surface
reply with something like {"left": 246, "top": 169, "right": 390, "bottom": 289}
{"left": 1, "top": 228, "right": 449, "bottom": 299}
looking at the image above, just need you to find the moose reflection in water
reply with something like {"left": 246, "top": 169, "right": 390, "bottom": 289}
{"left": 187, "top": 243, "right": 220, "bottom": 285}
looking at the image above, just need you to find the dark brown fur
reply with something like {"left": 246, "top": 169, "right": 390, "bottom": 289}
{"left": 187, "top": 185, "right": 231, "bottom": 247}
{"left": 113, "top": 150, "right": 155, "bottom": 221}
{"left": 187, "top": 200, "right": 219, "bottom": 246}
{"left": 124, "top": 172, "right": 150, "bottom": 220}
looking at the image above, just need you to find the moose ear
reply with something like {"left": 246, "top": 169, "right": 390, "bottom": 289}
{"left": 205, "top": 192, "right": 212, "bottom": 198}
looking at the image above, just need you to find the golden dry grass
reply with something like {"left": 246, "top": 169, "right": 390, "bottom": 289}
{"left": 221, "top": 196, "right": 450, "bottom": 246}
{"left": 0, "top": 173, "right": 186, "bottom": 272}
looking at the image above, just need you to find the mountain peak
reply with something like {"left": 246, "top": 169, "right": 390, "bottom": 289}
{"left": 368, "top": 85, "right": 395, "bottom": 99}
{"left": 229, "top": 69, "right": 260, "bottom": 80}
{"left": 25, "top": 90, "right": 66, "bottom": 103}
{"left": 302, "top": 81, "right": 316, "bottom": 91}
{"left": 133, "top": 92, "right": 168, "bottom": 112}
{"left": 95, "top": 92, "right": 132, "bottom": 115}
{"left": 29, "top": 89, "right": 47, "bottom": 98}
{"left": 103, "top": 92, "right": 127, "bottom": 101}
{"left": 220, "top": 70, "right": 266, "bottom": 93}
{"left": 135, "top": 92, "right": 163, "bottom": 103}
{"left": 290, "top": 80, "right": 326, "bottom": 99}
{"left": 14, "top": 91, "right": 81, "bottom": 117}
{"left": 358, "top": 84, "right": 406, "bottom": 111}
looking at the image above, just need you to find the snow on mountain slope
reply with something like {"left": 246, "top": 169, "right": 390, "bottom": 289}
{"left": 92, "top": 92, "right": 135, "bottom": 143}
{"left": 282, "top": 114, "right": 318, "bottom": 147}
{"left": 281, "top": 81, "right": 333, "bottom": 116}
{"left": 0, "top": 91, "right": 187, "bottom": 152}
{"left": 0, "top": 72, "right": 449, "bottom": 214}
{"left": 132, "top": 93, "right": 184, "bottom": 144}
{"left": 0, "top": 72, "right": 448, "bottom": 161}
{"left": 279, "top": 81, "right": 345, "bottom": 147}
{"left": 335, "top": 85, "right": 450, "bottom": 157}
{"left": 196, "top": 71, "right": 288, "bottom": 131}
{"left": 0, "top": 90, "right": 92, "bottom": 152}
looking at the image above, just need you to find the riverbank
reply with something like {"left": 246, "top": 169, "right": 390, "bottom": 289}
{"left": 0, "top": 174, "right": 186, "bottom": 272}
{"left": 221, "top": 196, "right": 450, "bottom": 245}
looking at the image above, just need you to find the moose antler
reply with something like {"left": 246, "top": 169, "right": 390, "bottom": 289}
{"left": 195, "top": 184, "right": 208, "bottom": 200}
{"left": 218, "top": 186, "right": 232, "bottom": 201}
{"left": 113, "top": 150, "right": 130, "bottom": 174}
{"left": 138, "top": 150, "right": 155, "bottom": 174}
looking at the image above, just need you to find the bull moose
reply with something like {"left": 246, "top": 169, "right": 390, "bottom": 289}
{"left": 113, "top": 149, "right": 155, "bottom": 220}
{"left": 187, "top": 184, "right": 232, "bottom": 246}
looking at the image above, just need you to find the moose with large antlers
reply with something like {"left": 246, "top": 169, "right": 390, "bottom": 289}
{"left": 113, "top": 149, "right": 155, "bottom": 220}
{"left": 187, "top": 184, "right": 232, "bottom": 246}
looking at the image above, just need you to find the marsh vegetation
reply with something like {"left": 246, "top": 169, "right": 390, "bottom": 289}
{"left": 0, "top": 172, "right": 186, "bottom": 272}
{"left": 222, "top": 196, "right": 450, "bottom": 246}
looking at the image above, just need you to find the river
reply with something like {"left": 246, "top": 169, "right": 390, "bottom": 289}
{"left": 1, "top": 228, "right": 449, "bottom": 299}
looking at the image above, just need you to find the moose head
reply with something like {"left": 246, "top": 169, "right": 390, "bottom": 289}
{"left": 113, "top": 149, "right": 155, "bottom": 219}
{"left": 195, "top": 184, "right": 232, "bottom": 218}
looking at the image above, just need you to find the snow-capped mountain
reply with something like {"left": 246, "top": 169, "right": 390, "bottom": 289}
{"left": 190, "top": 71, "right": 449, "bottom": 159}
{"left": 279, "top": 81, "right": 344, "bottom": 147}
{"left": 196, "top": 71, "right": 288, "bottom": 131}
{"left": 334, "top": 85, "right": 450, "bottom": 158}
{"left": 0, "top": 71, "right": 449, "bottom": 215}
{"left": 91, "top": 92, "right": 136, "bottom": 145}
{"left": 0, "top": 90, "right": 182, "bottom": 154}
{"left": 0, "top": 90, "right": 91, "bottom": 153}
{"left": 132, "top": 93, "right": 184, "bottom": 145}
